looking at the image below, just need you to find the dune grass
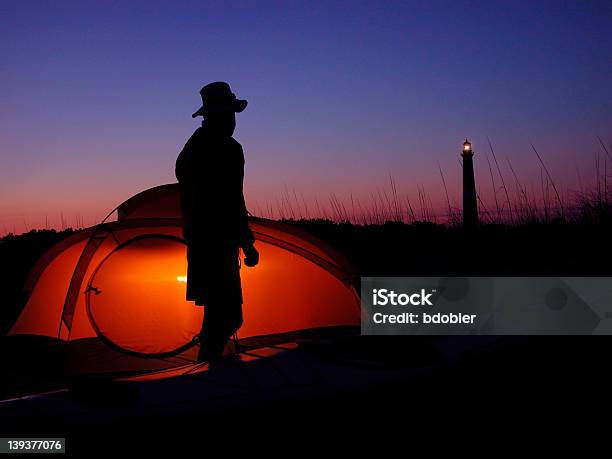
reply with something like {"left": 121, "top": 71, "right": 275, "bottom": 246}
{"left": 251, "top": 139, "right": 611, "bottom": 228}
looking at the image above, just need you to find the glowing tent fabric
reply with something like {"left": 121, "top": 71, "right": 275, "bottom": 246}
{"left": 9, "top": 184, "right": 360, "bottom": 357}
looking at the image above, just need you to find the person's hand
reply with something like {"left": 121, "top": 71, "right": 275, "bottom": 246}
{"left": 243, "top": 244, "right": 259, "bottom": 267}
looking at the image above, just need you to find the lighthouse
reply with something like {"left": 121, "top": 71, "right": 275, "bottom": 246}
{"left": 462, "top": 139, "right": 478, "bottom": 228}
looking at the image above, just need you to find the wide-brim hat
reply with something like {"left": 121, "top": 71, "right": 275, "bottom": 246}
{"left": 191, "top": 81, "right": 248, "bottom": 118}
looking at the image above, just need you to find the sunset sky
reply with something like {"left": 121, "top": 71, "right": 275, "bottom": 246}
{"left": 1, "top": 0, "right": 611, "bottom": 233}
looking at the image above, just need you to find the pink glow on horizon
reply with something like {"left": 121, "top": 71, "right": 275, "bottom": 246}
{"left": 1, "top": 138, "right": 605, "bottom": 236}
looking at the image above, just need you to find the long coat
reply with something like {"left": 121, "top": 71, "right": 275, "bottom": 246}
{"left": 175, "top": 124, "right": 254, "bottom": 306}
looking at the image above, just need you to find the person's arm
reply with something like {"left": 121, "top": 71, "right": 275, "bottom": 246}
{"left": 238, "top": 178, "right": 255, "bottom": 248}
{"left": 238, "top": 191, "right": 254, "bottom": 245}
{"left": 240, "top": 195, "right": 258, "bottom": 266}
{"left": 237, "top": 144, "right": 258, "bottom": 266}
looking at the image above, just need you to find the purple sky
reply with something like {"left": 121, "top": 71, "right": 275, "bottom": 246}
{"left": 1, "top": 0, "right": 611, "bottom": 233}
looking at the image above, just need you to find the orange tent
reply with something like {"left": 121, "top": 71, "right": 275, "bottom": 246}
{"left": 9, "top": 184, "right": 360, "bottom": 358}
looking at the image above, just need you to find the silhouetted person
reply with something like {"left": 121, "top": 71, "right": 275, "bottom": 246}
{"left": 175, "top": 82, "right": 259, "bottom": 362}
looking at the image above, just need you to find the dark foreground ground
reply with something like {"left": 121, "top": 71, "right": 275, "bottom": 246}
{"left": 1, "top": 220, "right": 611, "bottom": 452}
{"left": 1, "top": 335, "right": 609, "bottom": 454}
{"left": 1, "top": 334, "right": 610, "bottom": 451}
